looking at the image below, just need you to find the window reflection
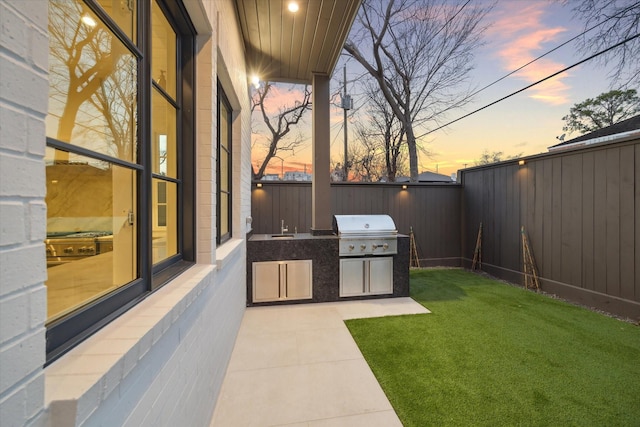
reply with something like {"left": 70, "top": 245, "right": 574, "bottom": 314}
{"left": 152, "top": 88, "right": 177, "bottom": 177}
{"left": 217, "top": 86, "right": 232, "bottom": 244}
{"left": 47, "top": 0, "right": 137, "bottom": 163}
{"left": 152, "top": 0, "right": 176, "bottom": 98}
{"left": 45, "top": 148, "right": 137, "bottom": 323}
{"left": 152, "top": 179, "right": 177, "bottom": 263}
{"left": 95, "top": 0, "right": 137, "bottom": 42}
{"left": 220, "top": 192, "right": 229, "bottom": 237}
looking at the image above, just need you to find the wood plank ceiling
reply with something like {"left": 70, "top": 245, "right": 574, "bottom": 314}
{"left": 234, "top": 0, "right": 362, "bottom": 84}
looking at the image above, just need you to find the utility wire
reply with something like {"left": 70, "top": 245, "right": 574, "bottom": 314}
{"left": 415, "top": 32, "right": 640, "bottom": 139}
{"left": 466, "top": 1, "right": 640, "bottom": 101}
{"left": 340, "top": 2, "right": 637, "bottom": 157}
{"left": 432, "top": 0, "right": 471, "bottom": 40}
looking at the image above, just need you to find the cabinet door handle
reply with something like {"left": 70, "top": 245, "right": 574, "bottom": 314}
{"left": 284, "top": 264, "right": 288, "bottom": 298}
{"left": 362, "top": 261, "right": 367, "bottom": 293}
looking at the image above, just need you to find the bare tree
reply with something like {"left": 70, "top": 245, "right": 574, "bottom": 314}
{"left": 568, "top": 0, "right": 640, "bottom": 87}
{"left": 49, "top": 1, "right": 135, "bottom": 160}
{"left": 349, "top": 132, "right": 385, "bottom": 182}
{"left": 344, "top": 0, "right": 491, "bottom": 182}
{"left": 90, "top": 61, "right": 136, "bottom": 161}
{"left": 363, "top": 81, "right": 407, "bottom": 181}
{"left": 330, "top": 160, "right": 346, "bottom": 182}
{"left": 251, "top": 82, "right": 312, "bottom": 180}
{"left": 349, "top": 82, "right": 408, "bottom": 181}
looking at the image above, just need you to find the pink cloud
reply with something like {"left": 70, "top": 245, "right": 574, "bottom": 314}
{"left": 489, "top": 2, "right": 569, "bottom": 105}
{"left": 258, "top": 84, "right": 310, "bottom": 116}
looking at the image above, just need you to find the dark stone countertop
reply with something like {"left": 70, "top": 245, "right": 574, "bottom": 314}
{"left": 249, "top": 233, "right": 338, "bottom": 242}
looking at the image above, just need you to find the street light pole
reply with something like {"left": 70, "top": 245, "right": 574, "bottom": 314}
{"left": 272, "top": 155, "right": 284, "bottom": 180}
{"left": 343, "top": 66, "right": 348, "bottom": 182}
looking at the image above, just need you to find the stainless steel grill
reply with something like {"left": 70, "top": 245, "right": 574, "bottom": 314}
{"left": 332, "top": 214, "right": 398, "bottom": 256}
{"left": 45, "top": 231, "right": 113, "bottom": 267}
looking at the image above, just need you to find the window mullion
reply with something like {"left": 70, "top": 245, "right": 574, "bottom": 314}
{"left": 139, "top": 0, "right": 153, "bottom": 289}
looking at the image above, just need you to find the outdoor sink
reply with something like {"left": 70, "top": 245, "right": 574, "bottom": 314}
{"left": 270, "top": 234, "right": 295, "bottom": 239}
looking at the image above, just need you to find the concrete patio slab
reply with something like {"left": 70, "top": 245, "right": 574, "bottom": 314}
{"left": 210, "top": 297, "right": 430, "bottom": 426}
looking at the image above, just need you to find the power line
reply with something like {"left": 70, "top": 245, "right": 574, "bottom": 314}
{"left": 467, "top": 1, "right": 640, "bottom": 101}
{"left": 415, "top": 32, "right": 640, "bottom": 140}
{"left": 431, "top": 0, "right": 471, "bottom": 40}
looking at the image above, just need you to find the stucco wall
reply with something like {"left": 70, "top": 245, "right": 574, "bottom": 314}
{"left": 0, "top": 0, "right": 252, "bottom": 425}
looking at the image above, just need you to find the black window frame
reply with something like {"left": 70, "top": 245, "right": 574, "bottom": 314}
{"left": 45, "top": 0, "right": 196, "bottom": 364}
{"left": 216, "top": 82, "right": 232, "bottom": 245}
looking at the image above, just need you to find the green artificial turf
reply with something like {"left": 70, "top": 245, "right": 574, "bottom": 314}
{"left": 345, "top": 269, "right": 640, "bottom": 427}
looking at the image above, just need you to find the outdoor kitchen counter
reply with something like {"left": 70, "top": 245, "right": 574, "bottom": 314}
{"left": 248, "top": 233, "right": 337, "bottom": 241}
{"left": 247, "top": 233, "right": 339, "bottom": 306}
{"left": 247, "top": 233, "right": 409, "bottom": 306}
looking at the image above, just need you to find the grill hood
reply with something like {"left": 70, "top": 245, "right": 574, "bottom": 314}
{"left": 332, "top": 215, "right": 397, "bottom": 236}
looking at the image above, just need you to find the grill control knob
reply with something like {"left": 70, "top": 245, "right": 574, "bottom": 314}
{"left": 64, "top": 247, "right": 74, "bottom": 254}
{"left": 383, "top": 243, "right": 389, "bottom": 250}
{"left": 348, "top": 244, "right": 355, "bottom": 251}
{"left": 372, "top": 244, "right": 378, "bottom": 249}
{"left": 360, "top": 244, "right": 366, "bottom": 250}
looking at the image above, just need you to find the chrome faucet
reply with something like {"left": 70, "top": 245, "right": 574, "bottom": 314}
{"left": 281, "top": 220, "right": 288, "bottom": 234}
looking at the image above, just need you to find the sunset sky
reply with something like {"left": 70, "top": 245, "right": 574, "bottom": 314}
{"left": 251, "top": 0, "right": 621, "bottom": 179}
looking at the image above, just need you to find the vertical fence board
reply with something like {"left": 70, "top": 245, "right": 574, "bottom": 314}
{"left": 635, "top": 144, "right": 640, "bottom": 301}
{"left": 561, "top": 155, "right": 583, "bottom": 285}
{"left": 551, "top": 157, "right": 563, "bottom": 279}
{"left": 582, "top": 152, "right": 595, "bottom": 291}
{"left": 524, "top": 162, "right": 535, "bottom": 243}
{"left": 606, "top": 149, "right": 621, "bottom": 297}
{"left": 486, "top": 170, "right": 497, "bottom": 266}
{"left": 542, "top": 158, "right": 554, "bottom": 279}
{"left": 507, "top": 165, "right": 521, "bottom": 272}
{"left": 495, "top": 167, "right": 507, "bottom": 267}
{"left": 532, "top": 161, "right": 544, "bottom": 276}
{"left": 619, "top": 145, "right": 635, "bottom": 300}
{"left": 593, "top": 152, "right": 608, "bottom": 295}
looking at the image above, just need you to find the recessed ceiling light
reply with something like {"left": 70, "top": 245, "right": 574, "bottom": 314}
{"left": 81, "top": 15, "right": 97, "bottom": 27}
{"left": 287, "top": 2, "right": 299, "bottom": 13}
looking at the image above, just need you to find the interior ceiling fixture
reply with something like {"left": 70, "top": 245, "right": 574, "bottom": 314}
{"left": 234, "top": 0, "right": 362, "bottom": 84}
{"left": 287, "top": 1, "right": 299, "bottom": 13}
{"left": 81, "top": 15, "right": 97, "bottom": 27}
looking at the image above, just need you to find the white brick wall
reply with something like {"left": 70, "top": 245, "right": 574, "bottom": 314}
{"left": 2, "top": 0, "right": 252, "bottom": 425}
{"left": 45, "top": 259, "right": 246, "bottom": 427}
{"left": 214, "top": 0, "right": 252, "bottom": 242}
{"left": 0, "top": 1, "right": 48, "bottom": 427}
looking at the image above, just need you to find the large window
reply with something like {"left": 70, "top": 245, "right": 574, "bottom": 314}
{"left": 217, "top": 83, "right": 232, "bottom": 245}
{"left": 45, "top": 0, "right": 195, "bottom": 362}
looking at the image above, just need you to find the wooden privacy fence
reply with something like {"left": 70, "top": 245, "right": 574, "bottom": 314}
{"left": 251, "top": 182, "right": 463, "bottom": 267}
{"left": 250, "top": 136, "right": 639, "bottom": 319}
{"left": 460, "top": 136, "right": 639, "bottom": 319}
